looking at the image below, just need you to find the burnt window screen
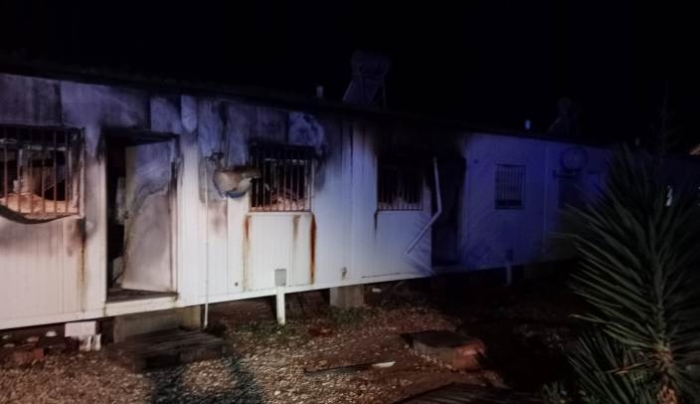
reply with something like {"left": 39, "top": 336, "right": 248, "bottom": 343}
{"left": 378, "top": 163, "right": 423, "bottom": 210}
{"left": 249, "top": 144, "right": 314, "bottom": 212}
{"left": 495, "top": 164, "right": 525, "bottom": 209}
{"left": 0, "top": 125, "right": 81, "bottom": 219}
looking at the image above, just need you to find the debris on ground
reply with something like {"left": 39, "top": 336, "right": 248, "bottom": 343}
{"left": 0, "top": 306, "right": 499, "bottom": 404}
{"left": 222, "top": 306, "right": 500, "bottom": 404}
{"left": 0, "top": 275, "right": 581, "bottom": 403}
{"left": 404, "top": 330, "right": 485, "bottom": 371}
{"left": 303, "top": 360, "right": 396, "bottom": 376}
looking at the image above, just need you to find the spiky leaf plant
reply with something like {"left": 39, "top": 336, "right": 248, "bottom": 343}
{"left": 567, "top": 146, "right": 700, "bottom": 403}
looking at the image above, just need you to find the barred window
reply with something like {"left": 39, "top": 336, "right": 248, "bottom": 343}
{"left": 249, "top": 144, "right": 314, "bottom": 212}
{"left": 0, "top": 125, "right": 81, "bottom": 220}
{"left": 495, "top": 164, "right": 525, "bottom": 209}
{"left": 378, "top": 163, "right": 423, "bottom": 211}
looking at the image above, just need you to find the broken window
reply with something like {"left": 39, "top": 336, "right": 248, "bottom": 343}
{"left": 495, "top": 164, "right": 525, "bottom": 209}
{"left": 249, "top": 143, "right": 314, "bottom": 212}
{"left": 0, "top": 125, "right": 81, "bottom": 220}
{"left": 378, "top": 162, "right": 423, "bottom": 211}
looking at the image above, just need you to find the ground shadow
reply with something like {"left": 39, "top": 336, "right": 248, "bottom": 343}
{"left": 426, "top": 266, "right": 584, "bottom": 391}
{"left": 146, "top": 351, "right": 265, "bottom": 404}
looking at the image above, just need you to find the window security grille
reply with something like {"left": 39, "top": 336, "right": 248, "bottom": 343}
{"left": 0, "top": 125, "right": 81, "bottom": 219}
{"left": 378, "top": 163, "right": 423, "bottom": 211}
{"left": 249, "top": 144, "right": 314, "bottom": 212}
{"left": 495, "top": 164, "right": 525, "bottom": 209}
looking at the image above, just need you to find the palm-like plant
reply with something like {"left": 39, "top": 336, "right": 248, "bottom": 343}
{"left": 567, "top": 146, "right": 700, "bottom": 403}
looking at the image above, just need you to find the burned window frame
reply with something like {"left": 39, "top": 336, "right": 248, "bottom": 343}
{"left": 248, "top": 143, "right": 315, "bottom": 212}
{"left": 377, "top": 160, "right": 424, "bottom": 211}
{"left": 0, "top": 124, "right": 82, "bottom": 220}
{"left": 495, "top": 164, "right": 525, "bottom": 210}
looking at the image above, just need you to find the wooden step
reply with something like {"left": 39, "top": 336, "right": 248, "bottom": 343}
{"left": 109, "top": 328, "right": 228, "bottom": 372}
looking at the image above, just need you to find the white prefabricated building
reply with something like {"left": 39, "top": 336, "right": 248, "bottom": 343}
{"left": 0, "top": 68, "right": 607, "bottom": 330}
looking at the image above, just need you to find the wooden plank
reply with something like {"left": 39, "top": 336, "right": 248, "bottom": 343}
{"left": 397, "top": 384, "right": 540, "bottom": 404}
{"left": 108, "top": 329, "right": 228, "bottom": 372}
{"left": 116, "top": 335, "right": 221, "bottom": 352}
{"left": 113, "top": 329, "right": 201, "bottom": 348}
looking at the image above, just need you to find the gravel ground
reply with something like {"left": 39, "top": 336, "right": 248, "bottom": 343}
{"left": 0, "top": 306, "right": 499, "bottom": 404}
{"left": 224, "top": 307, "right": 501, "bottom": 404}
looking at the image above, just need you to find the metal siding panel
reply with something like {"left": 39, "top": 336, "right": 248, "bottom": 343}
{"left": 226, "top": 198, "right": 246, "bottom": 294}
{"left": 243, "top": 214, "right": 313, "bottom": 291}
{"left": 246, "top": 215, "right": 291, "bottom": 290}
{"left": 289, "top": 215, "right": 312, "bottom": 286}
{"left": 0, "top": 218, "right": 81, "bottom": 323}
{"left": 176, "top": 133, "right": 202, "bottom": 305}
{"left": 462, "top": 134, "right": 610, "bottom": 270}
{"left": 205, "top": 201, "right": 229, "bottom": 297}
{"left": 375, "top": 184, "right": 432, "bottom": 277}
{"left": 62, "top": 219, "right": 80, "bottom": 313}
{"left": 349, "top": 123, "right": 378, "bottom": 279}
{"left": 306, "top": 119, "right": 348, "bottom": 286}
{"left": 462, "top": 134, "right": 547, "bottom": 269}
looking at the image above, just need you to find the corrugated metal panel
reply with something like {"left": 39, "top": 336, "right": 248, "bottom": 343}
{"left": 243, "top": 213, "right": 313, "bottom": 291}
{"left": 349, "top": 123, "right": 379, "bottom": 279}
{"left": 0, "top": 217, "right": 82, "bottom": 322}
{"left": 203, "top": 201, "right": 230, "bottom": 297}
{"left": 374, "top": 189, "right": 432, "bottom": 277}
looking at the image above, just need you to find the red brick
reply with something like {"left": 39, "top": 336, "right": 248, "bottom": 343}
{"left": 11, "top": 348, "right": 45, "bottom": 366}
{"left": 408, "top": 330, "right": 486, "bottom": 370}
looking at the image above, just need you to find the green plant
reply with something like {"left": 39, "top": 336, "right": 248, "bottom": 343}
{"left": 566, "top": 146, "right": 700, "bottom": 403}
{"left": 541, "top": 380, "right": 575, "bottom": 404}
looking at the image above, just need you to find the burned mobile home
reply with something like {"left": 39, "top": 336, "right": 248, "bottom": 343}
{"left": 0, "top": 57, "right": 612, "bottom": 332}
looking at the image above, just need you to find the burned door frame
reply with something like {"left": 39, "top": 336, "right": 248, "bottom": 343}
{"left": 104, "top": 129, "right": 179, "bottom": 299}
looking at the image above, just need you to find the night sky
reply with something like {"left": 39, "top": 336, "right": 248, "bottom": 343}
{"left": 1, "top": 1, "right": 698, "bottom": 148}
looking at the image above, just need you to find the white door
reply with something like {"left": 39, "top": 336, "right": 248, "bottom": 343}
{"left": 121, "top": 141, "right": 175, "bottom": 292}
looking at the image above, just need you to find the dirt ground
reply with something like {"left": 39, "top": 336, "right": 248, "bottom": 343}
{"left": 0, "top": 274, "right": 578, "bottom": 403}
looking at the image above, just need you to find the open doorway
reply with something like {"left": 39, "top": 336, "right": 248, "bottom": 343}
{"left": 106, "top": 132, "right": 177, "bottom": 302}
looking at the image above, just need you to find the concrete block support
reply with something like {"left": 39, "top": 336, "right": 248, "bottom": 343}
{"left": 180, "top": 305, "right": 202, "bottom": 330}
{"left": 329, "top": 285, "right": 365, "bottom": 309}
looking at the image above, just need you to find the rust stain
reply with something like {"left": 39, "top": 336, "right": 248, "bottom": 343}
{"left": 309, "top": 214, "right": 316, "bottom": 284}
{"left": 292, "top": 215, "right": 300, "bottom": 241}
{"left": 75, "top": 218, "right": 86, "bottom": 312}
{"left": 242, "top": 215, "right": 250, "bottom": 290}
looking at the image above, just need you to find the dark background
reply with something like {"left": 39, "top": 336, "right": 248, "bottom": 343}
{"left": 0, "top": 1, "right": 697, "bottom": 148}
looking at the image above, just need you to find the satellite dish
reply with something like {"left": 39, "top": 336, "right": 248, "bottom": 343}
{"left": 342, "top": 50, "right": 390, "bottom": 106}
{"left": 560, "top": 147, "right": 588, "bottom": 171}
